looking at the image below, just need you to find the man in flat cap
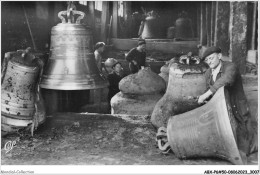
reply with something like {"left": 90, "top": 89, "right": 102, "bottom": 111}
{"left": 198, "top": 46, "right": 258, "bottom": 156}
{"left": 125, "top": 39, "right": 146, "bottom": 74}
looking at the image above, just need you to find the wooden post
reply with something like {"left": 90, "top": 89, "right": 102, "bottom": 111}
{"left": 197, "top": 4, "right": 201, "bottom": 39}
{"left": 88, "top": 1, "right": 96, "bottom": 43}
{"left": 101, "top": 1, "right": 109, "bottom": 43}
{"left": 214, "top": 1, "right": 230, "bottom": 56}
{"left": 200, "top": 2, "right": 203, "bottom": 45}
{"left": 200, "top": 2, "right": 207, "bottom": 46}
{"left": 112, "top": 1, "right": 118, "bottom": 38}
{"left": 124, "top": 1, "right": 132, "bottom": 38}
{"left": 251, "top": 2, "right": 257, "bottom": 50}
{"left": 124, "top": 1, "right": 132, "bottom": 21}
{"left": 206, "top": 2, "right": 212, "bottom": 46}
{"left": 211, "top": 2, "right": 216, "bottom": 46}
{"left": 229, "top": 1, "right": 247, "bottom": 74}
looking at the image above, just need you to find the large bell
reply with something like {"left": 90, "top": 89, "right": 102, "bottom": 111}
{"left": 1, "top": 52, "right": 40, "bottom": 135}
{"left": 151, "top": 59, "right": 208, "bottom": 128}
{"left": 175, "top": 11, "right": 194, "bottom": 39}
{"left": 40, "top": 8, "right": 108, "bottom": 90}
{"left": 167, "top": 86, "right": 245, "bottom": 165}
{"left": 141, "top": 11, "right": 162, "bottom": 39}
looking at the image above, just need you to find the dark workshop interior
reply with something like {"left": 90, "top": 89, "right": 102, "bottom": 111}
{"left": 1, "top": 1, "right": 258, "bottom": 169}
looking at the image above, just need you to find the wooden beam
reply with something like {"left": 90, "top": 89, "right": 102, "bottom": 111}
{"left": 101, "top": 1, "right": 109, "bottom": 43}
{"left": 230, "top": 1, "right": 248, "bottom": 74}
{"left": 112, "top": 1, "right": 118, "bottom": 38}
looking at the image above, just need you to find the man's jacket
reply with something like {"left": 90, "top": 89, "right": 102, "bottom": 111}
{"left": 205, "top": 60, "right": 250, "bottom": 124}
{"left": 125, "top": 47, "right": 146, "bottom": 73}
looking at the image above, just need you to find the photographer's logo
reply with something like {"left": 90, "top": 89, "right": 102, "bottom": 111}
{"left": 4, "top": 140, "right": 16, "bottom": 154}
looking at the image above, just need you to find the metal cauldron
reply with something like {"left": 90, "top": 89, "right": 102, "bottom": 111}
{"left": 40, "top": 8, "right": 108, "bottom": 90}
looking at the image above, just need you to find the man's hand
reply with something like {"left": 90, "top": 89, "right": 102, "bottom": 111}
{"left": 198, "top": 90, "right": 213, "bottom": 104}
{"left": 132, "top": 60, "right": 137, "bottom": 65}
{"left": 198, "top": 94, "right": 208, "bottom": 104}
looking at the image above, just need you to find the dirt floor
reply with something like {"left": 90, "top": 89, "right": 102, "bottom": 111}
{"left": 1, "top": 113, "right": 257, "bottom": 165}
{"left": 1, "top": 75, "right": 258, "bottom": 165}
{"left": 1, "top": 113, "right": 230, "bottom": 165}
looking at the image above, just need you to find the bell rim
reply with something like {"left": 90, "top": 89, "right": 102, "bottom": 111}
{"left": 1, "top": 111, "right": 33, "bottom": 120}
{"left": 39, "top": 82, "right": 109, "bottom": 90}
{"left": 1, "top": 113, "right": 33, "bottom": 127}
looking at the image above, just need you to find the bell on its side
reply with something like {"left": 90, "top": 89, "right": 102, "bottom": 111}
{"left": 167, "top": 86, "right": 245, "bottom": 165}
{"left": 40, "top": 8, "right": 108, "bottom": 90}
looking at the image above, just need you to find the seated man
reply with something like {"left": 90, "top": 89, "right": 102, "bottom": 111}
{"left": 107, "top": 59, "right": 124, "bottom": 113}
{"left": 125, "top": 39, "right": 146, "bottom": 74}
{"left": 198, "top": 46, "right": 258, "bottom": 156}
